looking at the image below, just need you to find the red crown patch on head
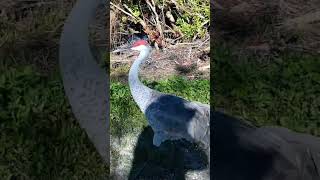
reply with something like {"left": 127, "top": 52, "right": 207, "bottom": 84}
{"left": 132, "top": 40, "right": 148, "bottom": 47}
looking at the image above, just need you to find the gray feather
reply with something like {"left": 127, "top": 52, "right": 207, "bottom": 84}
{"left": 59, "top": 0, "right": 109, "bottom": 163}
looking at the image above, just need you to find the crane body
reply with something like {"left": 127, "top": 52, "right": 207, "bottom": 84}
{"left": 127, "top": 40, "right": 210, "bottom": 154}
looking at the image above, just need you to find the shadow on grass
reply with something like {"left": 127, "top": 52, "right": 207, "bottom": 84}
{"left": 213, "top": 111, "right": 276, "bottom": 180}
{"left": 128, "top": 126, "right": 208, "bottom": 180}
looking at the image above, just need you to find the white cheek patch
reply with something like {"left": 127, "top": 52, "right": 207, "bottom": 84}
{"left": 131, "top": 45, "right": 145, "bottom": 51}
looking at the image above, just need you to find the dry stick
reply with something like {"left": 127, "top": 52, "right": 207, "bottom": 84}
{"left": 141, "top": 7, "right": 156, "bottom": 27}
{"left": 138, "top": 1, "right": 154, "bottom": 26}
{"left": 123, "top": 4, "right": 147, "bottom": 28}
{"left": 110, "top": 2, "right": 135, "bottom": 20}
{"left": 188, "top": 47, "right": 192, "bottom": 59}
{"left": 111, "top": 32, "right": 130, "bottom": 35}
{"left": 161, "top": 1, "right": 165, "bottom": 30}
{"left": 169, "top": 0, "right": 183, "bottom": 17}
{"left": 175, "top": 38, "right": 209, "bottom": 48}
{"left": 110, "top": 59, "right": 132, "bottom": 62}
{"left": 110, "top": 2, "right": 147, "bottom": 30}
{"left": 174, "top": 42, "right": 199, "bottom": 45}
{"left": 146, "top": 0, "right": 163, "bottom": 37}
{"left": 195, "top": 37, "right": 210, "bottom": 49}
{"left": 123, "top": 4, "right": 135, "bottom": 16}
{"left": 169, "top": 0, "right": 195, "bottom": 17}
{"left": 201, "top": 20, "right": 210, "bottom": 27}
{"left": 169, "top": 34, "right": 185, "bottom": 43}
{"left": 192, "top": 20, "right": 209, "bottom": 40}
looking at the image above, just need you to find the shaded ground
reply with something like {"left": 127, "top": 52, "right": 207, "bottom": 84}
{"left": 213, "top": 0, "right": 320, "bottom": 55}
{"left": 111, "top": 127, "right": 209, "bottom": 180}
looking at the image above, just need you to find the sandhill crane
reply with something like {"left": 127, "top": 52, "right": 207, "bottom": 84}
{"left": 59, "top": 0, "right": 109, "bottom": 163}
{"left": 214, "top": 110, "right": 320, "bottom": 180}
{"left": 120, "top": 39, "right": 320, "bottom": 180}
{"left": 116, "top": 39, "right": 210, "bottom": 155}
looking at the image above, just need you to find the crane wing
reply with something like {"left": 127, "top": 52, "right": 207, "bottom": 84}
{"left": 145, "top": 93, "right": 210, "bottom": 148}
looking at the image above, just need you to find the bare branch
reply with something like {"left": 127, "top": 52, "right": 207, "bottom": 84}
{"left": 110, "top": 2, "right": 147, "bottom": 28}
{"left": 110, "top": 2, "right": 136, "bottom": 20}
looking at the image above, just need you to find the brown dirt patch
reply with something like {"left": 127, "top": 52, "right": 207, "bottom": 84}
{"left": 110, "top": 41, "right": 210, "bottom": 82}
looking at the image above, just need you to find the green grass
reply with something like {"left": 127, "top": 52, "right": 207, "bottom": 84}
{"left": 0, "top": 2, "right": 72, "bottom": 71}
{"left": 213, "top": 46, "right": 320, "bottom": 136}
{"left": 0, "top": 1, "right": 109, "bottom": 178}
{"left": 110, "top": 76, "right": 210, "bottom": 137}
{"left": 0, "top": 66, "right": 108, "bottom": 179}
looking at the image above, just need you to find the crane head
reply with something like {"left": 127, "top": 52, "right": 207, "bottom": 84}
{"left": 112, "top": 39, "right": 150, "bottom": 53}
{"left": 131, "top": 39, "right": 150, "bottom": 51}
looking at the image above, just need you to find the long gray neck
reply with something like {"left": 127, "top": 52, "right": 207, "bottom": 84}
{"left": 129, "top": 48, "right": 153, "bottom": 113}
{"left": 59, "top": 0, "right": 109, "bottom": 163}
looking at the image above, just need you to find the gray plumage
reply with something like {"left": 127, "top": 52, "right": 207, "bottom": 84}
{"left": 214, "top": 111, "right": 320, "bottom": 180}
{"left": 59, "top": 0, "right": 109, "bottom": 163}
{"left": 128, "top": 43, "right": 210, "bottom": 153}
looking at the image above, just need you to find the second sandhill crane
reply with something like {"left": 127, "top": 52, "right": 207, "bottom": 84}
{"left": 59, "top": 0, "right": 109, "bottom": 163}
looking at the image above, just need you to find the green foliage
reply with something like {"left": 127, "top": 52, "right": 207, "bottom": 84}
{"left": 111, "top": 76, "right": 209, "bottom": 137}
{"left": 176, "top": 0, "right": 209, "bottom": 39}
{"left": 131, "top": 5, "right": 141, "bottom": 18}
{"left": 111, "top": 82, "right": 146, "bottom": 136}
{"left": 112, "top": 0, "right": 209, "bottom": 42}
{"left": 0, "top": 66, "right": 108, "bottom": 179}
{"left": 145, "top": 76, "right": 210, "bottom": 104}
{"left": 214, "top": 47, "right": 320, "bottom": 136}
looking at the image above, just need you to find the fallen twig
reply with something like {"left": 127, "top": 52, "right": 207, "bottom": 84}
{"left": 110, "top": 2, "right": 136, "bottom": 20}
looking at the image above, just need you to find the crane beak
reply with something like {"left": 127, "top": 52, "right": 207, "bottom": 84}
{"left": 111, "top": 46, "right": 131, "bottom": 53}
